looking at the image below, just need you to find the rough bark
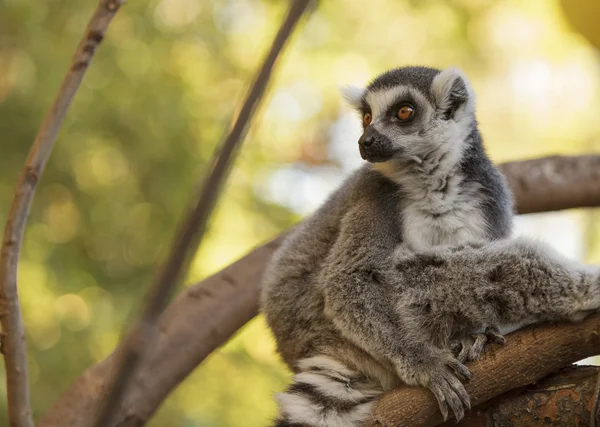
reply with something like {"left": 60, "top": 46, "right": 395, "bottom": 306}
{"left": 0, "top": 1, "right": 124, "bottom": 426}
{"left": 367, "top": 315, "right": 600, "bottom": 427}
{"left": 91, "top": 2, "right": 312, "bottom": 426}
{"left": 39, "top": 154, "right": 600, "bottom": 427}
{"left": 448, "top": 366, "right": 600, "bottom": 427}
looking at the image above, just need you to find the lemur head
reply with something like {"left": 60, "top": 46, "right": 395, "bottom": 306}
{"left": 341, "top": 66, "right": 476, "bottom": 164}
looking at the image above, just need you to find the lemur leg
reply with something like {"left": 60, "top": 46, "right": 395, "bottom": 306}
{"left": 273, "top": 356, "right": 383, "bottom": 427}
{"left": 394, "top": 237, "right": 600, "bottom": 349}
{"left": 450, "top": 327, "right": 506, "bottom": 363}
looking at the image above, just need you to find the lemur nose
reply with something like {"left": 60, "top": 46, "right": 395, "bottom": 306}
{"left": 359, "top": 135, "right": 374, "bottom": 148}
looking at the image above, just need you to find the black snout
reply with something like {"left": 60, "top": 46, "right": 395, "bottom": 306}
{"left": 357, "top": 127, "right": 398, "bottom": 163}
{"left": 358, "top": 134, "right": 374, "bottom": 148}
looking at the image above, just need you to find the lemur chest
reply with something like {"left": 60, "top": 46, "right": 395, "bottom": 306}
{"left": 400, "top": 183, "right": 488, "bottom": 251}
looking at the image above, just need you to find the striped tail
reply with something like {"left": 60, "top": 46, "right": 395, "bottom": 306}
{"left": 273, "top": 356, "right": 383, "bottom": 427}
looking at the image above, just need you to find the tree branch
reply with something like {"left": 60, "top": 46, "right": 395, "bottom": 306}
{"left": 368, "top": 314, "right": 600, "bottom": 427}
{"left": 39, "top": 153, "right": 600, "bottom": 427}
{"left": 90, "top": 2, "right": 312, "bottom": 426}
{"left": 0, "top": 1, "right": 124, "bottom": 426}
{"left": 39, "top": 235, "right": 286, "bottom": 427}
{"left": 447, "top": 366, "right": 600, "bottom": 426}
{"left": 499, "top": 154, "right": 600, "bottom": 214}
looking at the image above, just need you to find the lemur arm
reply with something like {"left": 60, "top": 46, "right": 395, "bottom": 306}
{"left": 392, "top": 238, "right": 600, "bottom": 338}
{"left": 320, "top": 206, "right": 408, "bottom": 358}
{"left": 320, "top": 202, "right": 472, "bottom": 421}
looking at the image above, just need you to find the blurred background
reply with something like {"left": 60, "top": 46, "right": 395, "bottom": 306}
{"left": 2, "top": 0, "right": 600, "bottom": 425}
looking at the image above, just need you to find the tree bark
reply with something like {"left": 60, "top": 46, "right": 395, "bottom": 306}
{"left": 368, "top": 315, "right": 600, "bottom": 427}
{"left": 39, "top": 154, "right": 600, "bottom": 427}
{"left": 449, "top": 365, "right": 600, "bottom": 427}
{"left": 0, "top": 1, "right": 124, "bottom": 426}
{"left": 39, "top": 236, "right": 286, "bottom": 427}
{"left": 499, "top": 155, "right": 600, "bottom": 214}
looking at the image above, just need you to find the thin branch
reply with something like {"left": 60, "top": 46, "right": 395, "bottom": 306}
{"left": 91, "top": 2, "right": 313, "bottom": 426}
{"left": 40, "top": 154, "right": 600, "bottom": 427}
{"left": 0, "top": 1, "right": 124, "bottom": 426}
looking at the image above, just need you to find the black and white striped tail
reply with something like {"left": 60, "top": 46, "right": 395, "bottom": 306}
{"left": 273, "top": 356, "right": 383, "bottom": 427}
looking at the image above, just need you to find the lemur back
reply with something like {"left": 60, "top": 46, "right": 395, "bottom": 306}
{"left": 261, "top": 66, "right": 600, "bottom": 426}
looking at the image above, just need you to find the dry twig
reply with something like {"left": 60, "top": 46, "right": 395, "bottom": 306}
{"left": 40, "top": 154, "right": 600, "bottom": 427}
{"left": 91, "top": 1, "right": 313, "bottom": 426}
{"left": 0, "top": 1, "right": 124, "bottom": 426}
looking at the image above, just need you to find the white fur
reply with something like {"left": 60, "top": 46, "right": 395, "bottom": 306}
{"left": 297, "top": 355, "right": 356, "bottom": 377}
{"left": 364, "top": 85, "right": 431, "bottom": 119}
{"left": 400, "top": 177, "right": 489, "bottom": 251}
{"left": 279, "top": 356, "right": 383, "bottom": 426}
{"left": 431, "top": 67, "right": 476, "bottom": 115}
{"left": 377, "top": 132, "right": 487, "bottom": 251}
{"left": 339, "top": 85, "right": 367, "bottom": 109}
{"left": 277, "top": 392, "right": 324, "bottom": 426}
{"left": 294, "top": 372, "right": 382, "bottom": 401}
{"left": 343, "top": 401, "right": 376, "bottom": 426}
{"left": 277, "top": 391, "right": 375, "bottom": 427}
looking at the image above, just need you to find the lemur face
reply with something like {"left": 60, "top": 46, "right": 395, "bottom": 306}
{"left": 341, "top": 66, "right": 476, "bottom": 164}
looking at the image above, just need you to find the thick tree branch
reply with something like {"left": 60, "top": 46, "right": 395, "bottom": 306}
{"left": 39, "top": 153, "right": 600, "bottom": 427}
{"left": 368, "top": 314, "right": 600, "bottom": 427}
{"left": 499, "top": 154, "right": 600, "bottom": 214}
{"left": 447, "top": 366, "right": 600, "bottom": 426}
{"left": 91, "top": 4, "right": 312, "bottom": 426}
{"left": 0, "top": 1, "right": 124, "bottom": 426}
{"left": 39, "top": 236, "right": 285, "bottom": 427}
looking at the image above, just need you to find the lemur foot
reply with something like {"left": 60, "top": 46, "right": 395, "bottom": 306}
{"left": 397, "top": 350, "right": 472, "bottom": 421}
{"left": 451, "top": 326, "right": 506, "bottom": 363}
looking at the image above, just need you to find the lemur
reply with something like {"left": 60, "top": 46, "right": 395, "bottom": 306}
{"left": 261, "top": 66, "right": 600, "bottom": 425}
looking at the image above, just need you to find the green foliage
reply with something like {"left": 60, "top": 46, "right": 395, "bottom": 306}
{"left": 1, "top": 0, "right": 600, "bottom": 425}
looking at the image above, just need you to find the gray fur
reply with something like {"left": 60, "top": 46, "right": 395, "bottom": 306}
{"left": 367, "top": 66, "right": 440, "bottom": 102}
{"left": 262, "top": 66, "right": 600, "bottom": 426}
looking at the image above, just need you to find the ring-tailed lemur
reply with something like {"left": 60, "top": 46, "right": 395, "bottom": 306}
{"left": 261, "top": 66, "right": 600, "bottom": 425}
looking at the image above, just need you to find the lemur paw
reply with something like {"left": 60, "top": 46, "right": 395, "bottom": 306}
{"left": 485, "top": 326, "right": 506, "bottom": 345}
{"left": 450, "top": 326, "right": 506, "bottom": 363}
{"left": 396, "top": 351, "right": 472, "bottom": 422}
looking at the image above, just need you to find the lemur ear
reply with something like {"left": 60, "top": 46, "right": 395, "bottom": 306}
{"left": 431, "top": 67, "right": 475, "bottom": 120}
{"left": 339, "top": 85, "right": 367, "bottom": 109}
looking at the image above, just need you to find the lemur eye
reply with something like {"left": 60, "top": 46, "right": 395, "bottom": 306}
{"left": 397, "top": 104, "right": 415, "bottom": 121}
{"left": 363, "top": 112, "right": 372, "bottom": 126}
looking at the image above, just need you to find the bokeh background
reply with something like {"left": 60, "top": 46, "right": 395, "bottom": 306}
{"left": 2, "top": 0, "right": 600, "bottom": 425}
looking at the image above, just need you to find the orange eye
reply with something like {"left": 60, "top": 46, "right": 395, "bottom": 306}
{"left": 397, "top": 105, "right": 414, "bottom": 121}
{"left": 363, "top": 112, "right": 372, "bottom": 126}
